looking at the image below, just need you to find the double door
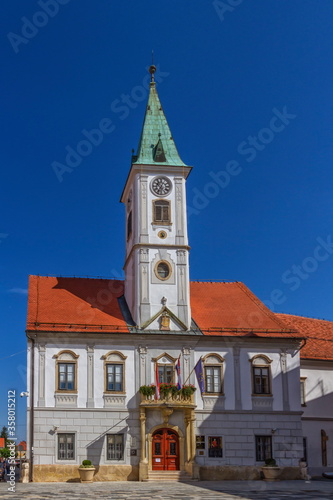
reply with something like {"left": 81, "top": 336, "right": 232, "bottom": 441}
{"left": 152, "top": 428, "right": 179, "bottom": 470}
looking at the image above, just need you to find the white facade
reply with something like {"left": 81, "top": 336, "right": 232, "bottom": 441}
{"left": 25, "top": 69, "right": 316, "bottom": 482}
{"left": 301, "top": 360, "right": 333, "bottom": 475}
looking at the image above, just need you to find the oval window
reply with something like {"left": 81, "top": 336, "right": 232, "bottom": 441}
{"left": 156, "top": 261, "right": 171, "bottom": 280}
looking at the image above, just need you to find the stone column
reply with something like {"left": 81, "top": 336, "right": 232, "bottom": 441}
{"left": 185, "top": 410, "right": 191, "bottom": 463}
{"left": 233, "top": 346, "right": 242, "bottom": 410}
{"left": 140, "top": 408, "right": 147, "bottom": 463}
{"left": 280, "top": 350, "right": 290, "bottom": 411}
{"left": 38, "top": 344, "right": 46, "bottom": 407}
{"left": 139, "top": 408, "right": 148, "bottom": 481}
{"left": 190, "top": 409, "right": 196, "bottom": 462}
{"left": 86, "top": 345, "right": 94, "bottom": 408}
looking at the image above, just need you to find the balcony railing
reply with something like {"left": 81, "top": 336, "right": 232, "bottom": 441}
{"left": 139, "top": 388, "right": 196, "bottom": 407}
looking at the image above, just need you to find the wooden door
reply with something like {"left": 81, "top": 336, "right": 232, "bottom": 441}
{"left": 152, "top": 429, "right": 179, "bottom": 470}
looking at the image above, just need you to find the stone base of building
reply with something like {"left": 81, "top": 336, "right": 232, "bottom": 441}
{"left": 32, "top": 464, "right": 139, "bottom": 482}
{"left": 198, "top": 466, "right": 302, "bottom": 481}
{"left": 32, "top": 464, "right": 302, "bottom": 482}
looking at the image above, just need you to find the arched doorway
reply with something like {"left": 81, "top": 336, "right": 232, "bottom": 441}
{"left": 152, "top": 428, "right": 179, "bottom": 470}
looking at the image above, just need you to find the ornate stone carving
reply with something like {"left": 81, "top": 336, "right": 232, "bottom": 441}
{"left": 103, "top": 394, "right": 126, "bottom": 408}
{"left": 252, "top": 396, "right": 273, "bottom": 410}
{"left": 202, "top": 395, "right": 225, "bottom": 410}
{"left": 55, "top": 394, "right": 78, "bottom": 407}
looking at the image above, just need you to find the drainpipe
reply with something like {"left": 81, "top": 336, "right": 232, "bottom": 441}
{"left": 27, "top": 333, "right": 35, "bottom": 482}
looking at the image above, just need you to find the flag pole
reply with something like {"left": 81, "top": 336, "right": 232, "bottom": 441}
{"left": 183, "top": 357, "right": 201, "bottom": 386}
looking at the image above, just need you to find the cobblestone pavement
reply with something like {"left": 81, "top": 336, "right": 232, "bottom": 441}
{"left": 0, "top": 480, "right": 333, "bottom": 500}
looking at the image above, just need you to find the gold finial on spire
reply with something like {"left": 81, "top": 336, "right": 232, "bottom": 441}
{"left": 149, "top": 50, "right": 156, "bottom": 82}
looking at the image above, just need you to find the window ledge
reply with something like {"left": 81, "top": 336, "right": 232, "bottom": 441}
{"left": 202, "top": 394, "right": 225, "bottom": 410}
{"left": 152, "top": 222, "right": 172, "bottom": 227}
{"left": 103, "top": 394, "right": 126, "bottom": 408}
{"left": 252, "top": 395, "right": 273, "bottom": 411}
{"left": 55, "top": 393, "right": 78, "bottom": 408}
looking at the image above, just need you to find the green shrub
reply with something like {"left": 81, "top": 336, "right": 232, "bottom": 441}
{"left": 80, "top": 459, "right": 94, "bottom": 468}
{"left": 264, "top": 458, "right": 277, "bottom": 467}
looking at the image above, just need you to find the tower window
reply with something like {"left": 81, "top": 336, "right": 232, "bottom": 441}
{"left": 153, "top": 200, "right": 170, "bottom": 224}
{"left": 127, "top": 211, "right": 132, "bottom": 239}
{"left": 155, "top": 261, "right": 172, "bottom": 280}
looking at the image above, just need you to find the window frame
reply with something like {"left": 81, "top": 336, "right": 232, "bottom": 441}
{"left": 102, "top": 351, "right": 127, "bottom": 394}
{"left": 300, "top": 377, "right": 307, "bottom": 406}
{"left": 106, "top": 433, "right": 124, "bottom": 461}
{"left": 127, "top": 210, "right": 132, "bottom": 240}
{"left": 208, "top": 436, "right": 223, "bottom": 458}
{"left": 154, "top": 260, "right": 172, "bottom": 281}
{"left": 250, "top": 355, "right": 272, "bottom": 396}
{"left": 153, "top": 353, "right": 177, "bottom": 385}
{"left": 255, "top": 435, "right": 272, "bottom": 462}
{"left": 152, "top": 199, "right": 171, "bottom": 225}
{"left": 54, "top": 350, "right": 79, "bottom": 393}
{"left": 202, "top": 354, "right": 224, "bottom": 395}
{"left": 57, "top": 432, "right": 76, "bottom": 461}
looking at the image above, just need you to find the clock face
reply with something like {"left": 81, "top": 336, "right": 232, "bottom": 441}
{"left": 151, "top": 176, "right": 172, "bottom": 197}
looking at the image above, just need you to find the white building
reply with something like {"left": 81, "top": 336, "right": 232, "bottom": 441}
{"left": 25, "top": 65, "right": 332, "bottom": 481}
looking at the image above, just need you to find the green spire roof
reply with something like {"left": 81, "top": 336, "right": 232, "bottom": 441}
{"left": 134, "top": 75, "right": 187, "bottom": 167}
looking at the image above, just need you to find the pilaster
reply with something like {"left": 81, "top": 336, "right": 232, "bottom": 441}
{"left": 280, "top": 350, "right": 290, "bottom": 411}
{"left": 233, "top": 346, "right": 242, "bottom": 410}
{"left": 86, "top": 345, "right": 95, "bottom": 408}
{"left": 138, "top": 346, "right": 148, "bottom": 386}
{"left": 139, "top": 175, "right": 149, "bottom": 243}
{"left": 38, "top": 344, "right": 46, "bottom": 407}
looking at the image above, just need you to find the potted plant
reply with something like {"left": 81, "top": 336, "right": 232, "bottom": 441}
{"left": 78, "top": 459, "right": 95, "bottom": 483}
{"left": 261, "top": 458, "right": 281, "bottom": 481}
{"left": 139, "top": 384, "right": 156, "bottom": 398}
{"left": 180, "top": 384, "right": 196, "bottom": 399}
{"left": 159, "top": 383, "right": 178, "bottom": 399}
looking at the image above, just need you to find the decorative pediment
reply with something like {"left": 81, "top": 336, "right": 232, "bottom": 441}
{"left": 53, "top": 350, "right": 79, "bottom": 360}
{"left": 152, "top": 352, "right": 177, "bottom": 364}
{"left": 140, "top": 305, "right": 187, "bottom": 332}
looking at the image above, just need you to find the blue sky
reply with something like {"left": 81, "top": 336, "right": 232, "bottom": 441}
{"left": 1, "top": 0, "right": 333, "bottom": 441}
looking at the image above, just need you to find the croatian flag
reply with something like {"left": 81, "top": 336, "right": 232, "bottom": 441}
{"left": 155, "top": 362, "right": 160, "bottom": 399}
{"left": 175, "top": 356, "right": 182, "bottom": 390}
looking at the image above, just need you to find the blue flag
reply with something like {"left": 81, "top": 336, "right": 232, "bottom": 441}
{"left": 194, "top": 358, "right": 205, "bottom": 393}
{"left": 175, "top": 356, "right": 182, "bottom": 390}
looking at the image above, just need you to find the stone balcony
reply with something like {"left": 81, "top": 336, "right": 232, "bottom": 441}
{"left": 140, "top": 392, "right": 196, "bottom": 409}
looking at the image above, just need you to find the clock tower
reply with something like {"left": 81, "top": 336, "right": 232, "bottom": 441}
{"left": 121, "top": 65, "right": 192, "bottom": 330}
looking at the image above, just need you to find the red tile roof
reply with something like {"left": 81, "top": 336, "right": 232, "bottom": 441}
{"left": 189, "top": 281, "right": 300, "bottom": 337}
{"left": 276, "top": 313, "right": 333, "bottom": 361}
{"left": 26, "top": 276, "right": 129, "bottom": 333}
{"left": 26, "top": 276, "right": 300, "bottom": 339}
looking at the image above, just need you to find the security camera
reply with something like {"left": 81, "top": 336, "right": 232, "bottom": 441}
{"left": 20, "top": 391, "right": 29, "bottom": 397}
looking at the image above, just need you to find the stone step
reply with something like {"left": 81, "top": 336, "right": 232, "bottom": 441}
{"left": 145, "top": 470, "right": 195, "bottom": 482}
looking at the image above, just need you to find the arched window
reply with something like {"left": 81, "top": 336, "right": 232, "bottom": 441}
{"left": 250, "top": 355, "right": 272, "bottom": 395}
{"left": 127, "top": 211, "right": 132, "bottom": 239}
{"left": 54, "top": 350, "right": 79, "bottom": 392}
{"left": 102, "top": 351, "right": 127, "bottom": 393}
{"left": 153, "top": 200, "right": 171, "bottom": 224}
{"left": 202, "top": 354, "right": 224, "bottom": 394}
